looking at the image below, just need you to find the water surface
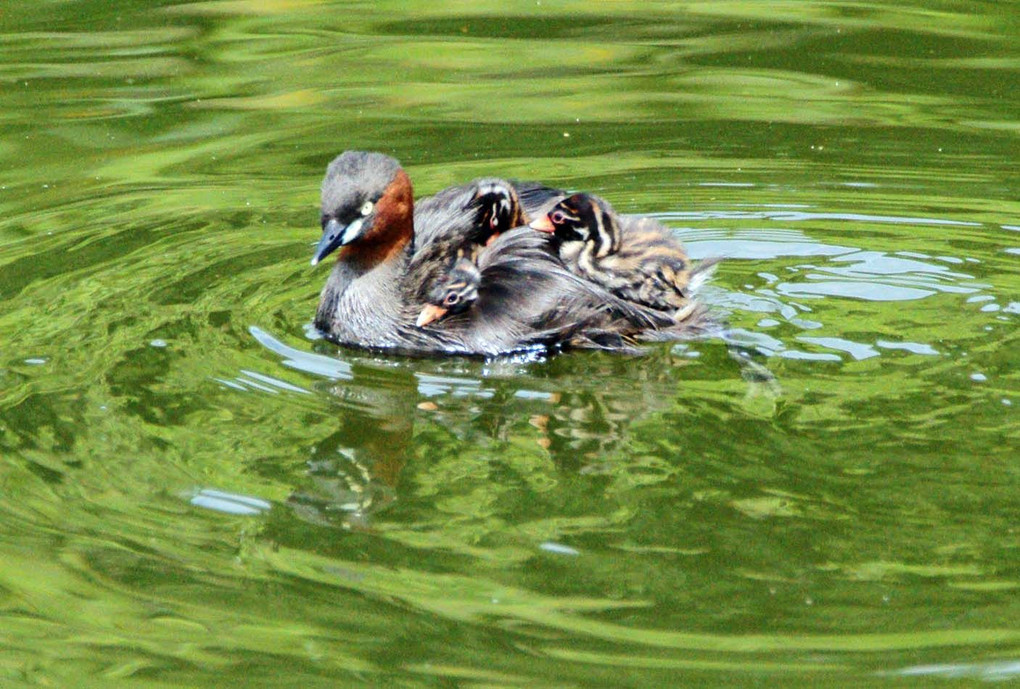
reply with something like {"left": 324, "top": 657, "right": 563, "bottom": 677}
{"left": 1, "top": 1, "right": 1018, "bottom": 686}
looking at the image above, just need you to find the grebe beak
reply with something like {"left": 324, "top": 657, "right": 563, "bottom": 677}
{"left": 311, "top": 217, "right": 365, "bottom": 266}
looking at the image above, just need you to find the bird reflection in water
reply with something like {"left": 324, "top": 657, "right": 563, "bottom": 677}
{"left": 286, "top": 364, "right": 416, "bottom": 531}
{"left": 249, "top": 319, "right": 777, "bottom": 531}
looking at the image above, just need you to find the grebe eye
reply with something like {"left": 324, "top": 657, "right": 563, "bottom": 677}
{"left": 444, "top": 293, "right": 460, "bottom": 306}
{"left": 550, "top": 211, "right": 566, "bottom": 224}
{"left": 360, "top": 201, "right": 374, "bottom": 216}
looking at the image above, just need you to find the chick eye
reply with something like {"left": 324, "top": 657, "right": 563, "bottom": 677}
{"left": 444, "top": 293, "right": 460, "bottom": 306}
{"left": 550, "top": 211, "right": 566, "bottom": 225}
{"left": 360, "top": 201, "right": 374, "bottom": 216}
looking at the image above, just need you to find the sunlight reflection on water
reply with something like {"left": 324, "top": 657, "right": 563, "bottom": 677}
{"left": 249, "top": 325, "right": 353, "bottom": 380}
{"left": 888, "top": 659, "right": 1020, "bottom": 681}
{"left": 190, "top": 488, "right": 272, "bottom": 516}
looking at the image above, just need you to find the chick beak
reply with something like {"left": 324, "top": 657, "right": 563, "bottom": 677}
{"left": 529, "top": 215, "right": 556, "bottom": 233}
{"left": 415, "top": 304, "right": 448, "bottom": 328}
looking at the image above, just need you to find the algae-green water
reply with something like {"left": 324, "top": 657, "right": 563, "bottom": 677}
{"left": 1, "top": 2, "right": 1017, "bottom": 686}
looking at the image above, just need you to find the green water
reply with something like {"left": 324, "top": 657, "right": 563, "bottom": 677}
{"left": 2, "top": 1, "right": 1018, "bottom": 686}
